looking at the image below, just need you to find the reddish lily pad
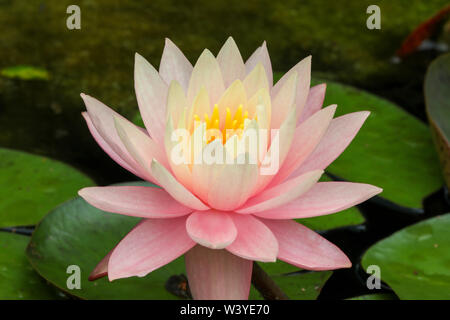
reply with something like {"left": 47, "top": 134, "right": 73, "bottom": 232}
{"left": 425, "top": 53, "right": 450, "bottom": 188}
{"left": 0, "top": 148, "right": 94, "bottom": 228}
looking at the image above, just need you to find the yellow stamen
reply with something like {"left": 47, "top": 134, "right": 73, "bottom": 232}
{"left": 204, "top": 113, "right": 210, "bottom": 129}
{"left": 192, "top": 103, "right": 255, "bottom": 144}
{"left": 211, "top": 104, "right": 219, "bottom": 124}
{"left": 225, "top": 108, "right": 232, "bottom": 129}
{"left": 233, "top": 105, "right": 243, "bottom": 124}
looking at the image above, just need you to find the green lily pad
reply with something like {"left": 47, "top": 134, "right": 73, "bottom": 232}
{"left": 27, "top": 192, "right": 187, "bottom": 300}
{"left": 425, "top": 53, "right": 450, "bottom": 188}
{"left": 267, "top": 271, "right": 332, "bottom": 300}
{"left": 1, "top": 65, "right": 49, "bottom": 80}
{"left": 361, "top": 213, "right": 450, "bottom": 300}
{"left": 313, "top": 77, "right": 442, "bottom": 209}
{"left": 297, "top": 175, "right": 365, "bottom": 230}
{"left": 0, "top": 232, "right": 64, "bottom": 299}
{"left": 347, "top": 293, "right": 397, "bottom": 300}
{"left": 249, "top": 260, "right": 332, "bottom": 300}
{"left": 0, "top": 148, "right": 94, "bottom": 228}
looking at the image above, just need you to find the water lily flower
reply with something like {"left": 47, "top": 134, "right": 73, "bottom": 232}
{"left": 78, "top": 37, "right": 382, "bottom": 300}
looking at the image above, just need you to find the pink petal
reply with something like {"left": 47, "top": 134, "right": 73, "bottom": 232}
{"left": 89, "top": 250, "right": 112, "bottom": 281}
{"left": 82, "top": 112, "right": 141, "bottom": 178}
{"left": 78, "top": 186, "right": 193, "bottom": 218}
{"left": 114, "top": 115, "right": 169, "bottom": 174}
{"left": 252, "top": 104, "right": 297, "bottom": 195}
{"left": 159, "top": 38, "right": 193, "bottom": 91}
{"left": 245, "top": 41, "right": 273, "bottom": 86}
{"left": 164, "top": 114, "right": 193, "bottom": 190}
{"left": 291, "top": 111, "right": 370, "bottom": 178}
{"left": 273, "top": 56, "right": 311, "bottom": 123}
{"left": 297, "top": 83, "right": 327, "bottom": 125}
{"left": 243, "top": 63, "right": 269, "bottom": 98}
{"left": 262, "top": 219, "right": 352, "bottom": 270}
{"left": 185, "top": 245, "right": 252, "bottom": 300}
{"left": 216, "top": 80, "right": 247, "bottom": 127}
{"left": 207, "top": 154, "right": 259, "bottom": 211}
{"left": 186, "top": 210, "right": 237, "bottom": 249}
{"left": 80, "top": 94, "right": 150, "bottom": 181}
{"left": 187, "top": 49, "right": 225, "bottom": 104}
{"left": 293, "top": 57, "right": 311, "bottom": 121}
{"left": 254, "top": 182, "right": 382, "bottom": 219}
{"left": 217, "top": 37, "right": 246, "bottom": 87}
{"left": 135, "top": 53, "right": 168, "bottom": 146}
{"left": 272, "top": 55, "right": 311, "bottom": 98}
{"left": 108, "top": 217, "right": 195, "bottom": 281}
{"left": 270, "top": 72, "right": 298, "bottom": 129}
{"left": 226, "top": 214, "right": 278, "bottom": 262}
{"left": 238, "top": 170, "right": 323, "bottom": 214}
{"left": 269, "top": 105, "right": 336, "bottom": 187}
{"left": 166, "top": 80, "right": 189, "bottom": 127}
{"left": 151, "top": 159, "right": 210, "bottom": 211}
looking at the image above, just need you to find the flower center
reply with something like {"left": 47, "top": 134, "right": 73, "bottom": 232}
{"left": 193, "top": 104, "right": 256, "bottom": 143}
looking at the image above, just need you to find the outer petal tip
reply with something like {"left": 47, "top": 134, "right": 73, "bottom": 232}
{"left": 78, "top": 187, "right": 88, "bottom": 198}
{"left": 362, "top": 110, "right": 371, "bottom": 119}
{"left": 344, "top": 259, "right": 352, "bottom": 269}
{"left": 134, "top": 52, "right": 148, "bottom": 67}
{"left": 373, "top": 186, "right": 383, "bottom": 195}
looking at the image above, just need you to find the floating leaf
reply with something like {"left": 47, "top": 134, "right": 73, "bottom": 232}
{"left": 361, "top": 214, "right": 450, "bottom": 300}
{"left": 0, "top": 232, "right": 64, "bottom": 299}
{"left": 425, "top": 53, "right": 450, "bottom": 188}
{"left": 0, "top": 148, "right": 94, "bottom": 228}
{"left": 250, "top": 259, "right": 332, "bottom": 300}
{"left": 1, "top": 65, "right": 50, "bottom": 80}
